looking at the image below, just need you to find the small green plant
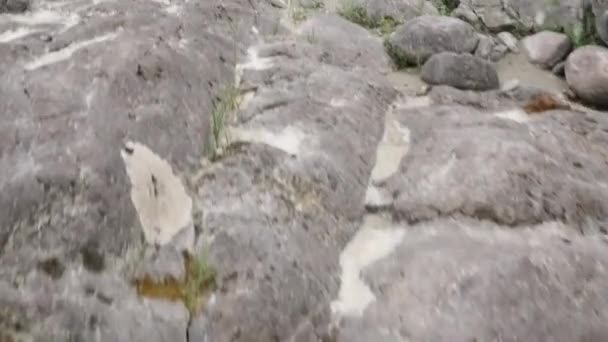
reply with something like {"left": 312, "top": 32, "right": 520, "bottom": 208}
{"left": 338, "top": 1, "right": 400, "bottom": 36}
{"left": 183, "top": 252, "right": 217, "bottom": 314}
{"left": 133, "top": 251, "right": 217, "bottom": 316}
{"left": 208, "top": 84, "right": 240, "bottom": 159}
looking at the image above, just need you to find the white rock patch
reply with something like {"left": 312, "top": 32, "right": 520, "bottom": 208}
{"left": 331, "top": 214, "right": 405, "bottom": 318}
{"left": 25, "top": 31, "right": 119, "bottom": 70}
{"left": 0, "top": 27, "right": 41, "bottom": 43}
{"left": 120, "top": 141, "right": 193, "bottom": 246}
{"left": 493, "top": 108, "right": 532, "bottom": 123}
{"left": 235, "top": 46, "right": 274, "bottom": 85}
{"left": 229, "top": 125, "right": 307, "bottom": 156}
{"left": 370, "top": 111, "right": 411, "bottom": 182}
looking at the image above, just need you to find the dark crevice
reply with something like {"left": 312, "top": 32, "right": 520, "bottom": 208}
{"left": 366, "top": 201, "right": 576, "bottom": 230}
{"left": 185, "top": 314, "right": 192, "bottom": 342}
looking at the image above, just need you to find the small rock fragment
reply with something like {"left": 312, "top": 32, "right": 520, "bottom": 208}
{"left": 552, "top": 61, "right": 565, "bottom": 76}
{"left": 497, "top": 31, "right": 519, "bottom": 53}
{"left": 475, "top": 34, "right": 495, "bottom": 60}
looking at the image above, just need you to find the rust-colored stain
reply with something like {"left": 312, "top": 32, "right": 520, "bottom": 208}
{"left": 133, "top": 251, "right": 216, "bottom": 314}
{"left": 523, "top": 93, "right": 570, "bottom": 114}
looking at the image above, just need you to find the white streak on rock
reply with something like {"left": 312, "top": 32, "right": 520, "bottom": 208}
{"left": 0, "top": 27, "right": 40, "bottom": 43}
{"left": 494, "top": 108, "right": 531, "bottom": 123}
{"left": 331, "top": 215, "right": 405, "bottom": 318}
{"left": 1, "top": 10, "right": 65, "bottom": 25}
{"left": 371, "top": 118, "right": 410, "bottom": 182}
{"left": 25, "top": 31, "right": 118, "bottom": 70}
{"left": 229, "top": 125, "right": 306, "bottom": 156}
{"left": 235, "top": 46, "right": 274, "bottom": 85}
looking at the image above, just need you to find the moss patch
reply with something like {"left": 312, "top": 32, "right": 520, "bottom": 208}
{"left": 338, "top": 3, "right": 400, "bottom": 36}
{"left": 384, "top": 39, "right": 422, "bottom": 69}
{"left": 133, "top": 251, "right": 217, "bottom": 315}
{"left": 37, "top": 257, "right": 65, "bottom": 280}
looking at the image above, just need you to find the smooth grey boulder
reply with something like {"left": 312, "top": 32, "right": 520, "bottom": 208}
{"left": 187, "top": 35, "right": 397, "bottom": 340}
{"left": 421, "top": 52, "right": 500, "bottom": 90}
{"left": 565, "top": 45, "right": 608, "bottom": 107}
{"left": 521, "top": 31, "right": 573, "bottom": 69}
{"left": 385, "top": 15, "right": 479, "bottom": 67}
{"left": 336, "top": 220, "right": 608, "bottom": 342}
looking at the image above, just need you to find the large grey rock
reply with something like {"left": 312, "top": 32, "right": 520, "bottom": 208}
{"left": 0, "top": 0, "right": 295, "bottom": 339}
{"left": 521, "top": 31, "right": 573, "bottom": 69}
{"left": 374, "top": 102, "right": 608, "bottom": 232}
{"left": 565, "top": 45, "right": 608, "bottom": 107}
{"left": 336, "top": 220, "right": 608, "bottom": 342}
{"left": 297, "top": 14, "right": 392, "bottom": 72}
{"left": 421, "top": 52, "right": 500, "bottom": 90}
{"left": 187, "top": 34, "right": 397, "bottom": 340}
{"left": 385, "top": 15, "right": 479, "bottom": 67}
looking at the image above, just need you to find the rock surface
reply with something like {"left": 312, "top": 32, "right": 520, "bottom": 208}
{"left": 475, "top": 34, "right": 509, "bottom": 61}
{"left": 458, "top": 0, "right": 585, "bottom": 32}
{"left": 565, "top": 45, "right": 608, "bottom": 107}
{"left": 385, "top": 15, "right": 479, "bottom": 66}
{"left": 3, "top": 0, "right": 608, "bottom": 341}
{"left": 589, "top": 0, "right": 608, "bottom": 46}
{"left": 296, "top": 13, "right": 392, "bottom": 72}
{"left": 521, "top": 31, "right": 573, "bottom": 69}
{"left": 421, "top": 52, "right": 500, "bottom": 90}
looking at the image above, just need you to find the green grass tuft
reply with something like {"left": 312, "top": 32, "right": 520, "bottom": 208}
{"left": 338, "top": 1, "right": 400, "bottom": 36}
{"left": 208, "top": 84, "right": 240, "bottom": 160}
